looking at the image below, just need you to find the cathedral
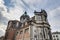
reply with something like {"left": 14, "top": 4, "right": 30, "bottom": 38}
{"left": 4, "top": 9, "right": 52, "bottom": 40}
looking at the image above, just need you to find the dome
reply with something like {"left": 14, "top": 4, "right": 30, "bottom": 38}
{"left": 20, "top": 11, "right": 30, "bottom": 23}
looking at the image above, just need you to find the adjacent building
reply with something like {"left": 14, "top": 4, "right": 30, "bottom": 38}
{"left": 4, "top": 9, "right": 52, "bottom": 40}
{"left": 52, "top": 32, "right": 60, "bottom": 40}
{"left": 0, "top": 36, "right": 4, "bottom": 40}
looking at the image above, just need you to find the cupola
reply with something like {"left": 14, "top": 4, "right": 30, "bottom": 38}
{"left": 20, "top": 11, "right": 30, "bottom": 23}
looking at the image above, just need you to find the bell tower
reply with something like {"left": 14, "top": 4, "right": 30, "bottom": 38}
{"left": 34, "top": 9, "right": 48, "bottom": 23}
{"left": 31, "top": 9, "right": 52, "bottom": 40}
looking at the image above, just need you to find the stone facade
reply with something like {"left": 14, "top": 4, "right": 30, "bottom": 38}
{"left": 4, "top": 9, "right": 52, "bottom": 40}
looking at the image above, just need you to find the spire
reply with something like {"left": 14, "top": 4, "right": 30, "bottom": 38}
{"left": 24, "top": 11, "right": 27, "bottom": 15}
{"left": 25, "top": 11, "right": 27, "bottom": 14}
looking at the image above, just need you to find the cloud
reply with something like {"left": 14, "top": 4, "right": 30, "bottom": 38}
{"left": 0, "top": 13, "right": 8, "bottom": 25}
{"left": 3, "top": 0, "right": 27, "bottom": 20}
{"left": 8, "top": 6, "right": 24, "bottom": 20}
{"left": 0, "top": 0, "right": 8, "bottom": 37}
{"left": 21, "top": 0, "right": 48, "bottom": 11}
{"left": 0, "top": 29, "right": 5, "bottom": 37}
{"left": 3, "top": 0, "right": 45, "bottom": 20}
{"left": 48, "top": 7, "right": 60, "bottom": 32}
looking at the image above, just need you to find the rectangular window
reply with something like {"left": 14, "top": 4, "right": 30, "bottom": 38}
{"left": 36, "top": 16, "right": 41, "bottom": 21}
{"left": 54, "top": 39, "right": 56, "bottom": 40}
{"left": 16, "top": 22, "right": 19, "bottom": 27}
{"left": 20, "top": 31, "right": 23, "bottom": 34}
{"left": 35, "top": 15, "right": 41, "bottom": 21}
{"left": 57, "top": 38, "right": 59, "bottom": 40}
{"left": 25, "top": 28, "right": 29, "bottom": 33}
{"left": 34, "top": 35, "right": 37, "bottom": 40}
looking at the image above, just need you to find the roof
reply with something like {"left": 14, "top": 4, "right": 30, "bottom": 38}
{"left": 52, "top": 32, "right": 60, "bottom": 34}
{"left": 9, "top": 20, "right": 19, "bottom": 22}
{"left": 0, "top": 36, "right": 4, "bottom": 39}
{"left": 8, "top": 20, "right": 22, "bottom": 29}
{"left": 34, "top": 9, "right": 47, "bottom": 17}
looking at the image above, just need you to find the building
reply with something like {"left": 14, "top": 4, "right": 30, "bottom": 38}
{"left": 4, "top": 9, "right": 52, "bottom": 40}
{"left": 52, "top": 32, "right": 60, "bottom": 40}
{"left": 0, "top": 36, "right": 4, "bottom": 40}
